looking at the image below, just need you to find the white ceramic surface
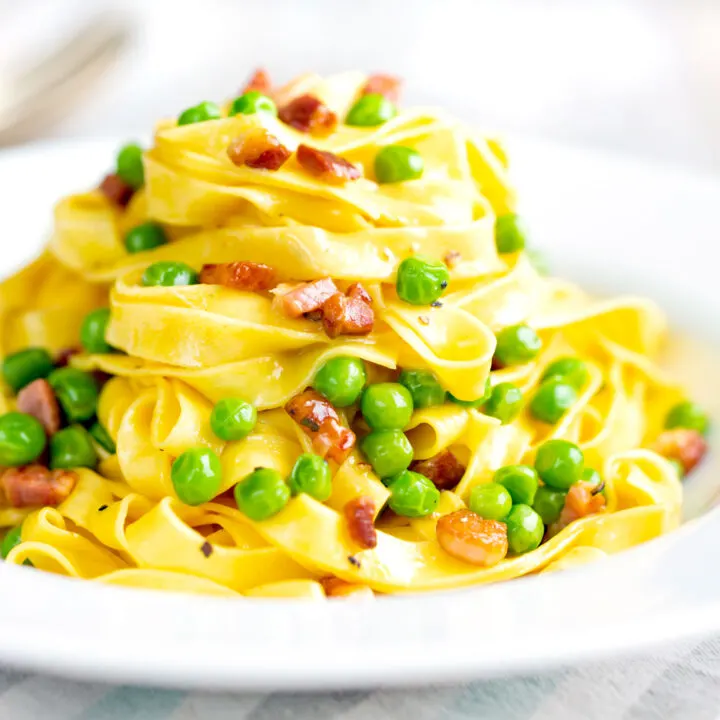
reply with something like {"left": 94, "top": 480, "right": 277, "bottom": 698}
{"left": 0, "top": 138, "right": 718, "bottom": 691}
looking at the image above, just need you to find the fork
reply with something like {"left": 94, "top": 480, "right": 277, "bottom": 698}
{"left": 0, "top": 13, "right": 131, "bottom": 146}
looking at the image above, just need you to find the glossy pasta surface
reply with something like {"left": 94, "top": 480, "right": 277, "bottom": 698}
{"left": 0, "top": 71, "right": 698, "bottom": 600}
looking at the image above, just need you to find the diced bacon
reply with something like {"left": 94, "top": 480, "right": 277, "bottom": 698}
{"left": 362, "top": 73, "right": 402, "bottom": 103}
{"left": 285, "top": 389, "right": 355, "bottom": 463}
{"left": 1, "top": 465, "right": 77, "bottom": 508}
{"left": 227, "top": 129, "right": 291, "bottom": 171}
{"left": 410, "top": 450, "right": 466, "bottom": 490}
{"left": 346, "top": 282, "right": 373, "bottom": 305}
{"left": 54, "top": 347, "right": 80, "bottom": 368}
{"left": 99, "top": 174, "right": 133, "bottom": 208}
{"left": 16, "top": 379, "right": 61, "bottom": 436}
{"left": 278, "top": 94, "right": 337, "bottom": 135}
{"left": 436, "top": 510, "right": 508, "bottom": 567}
{"left": 241, "top": 67, "right": 271, "bottom": 95}
{"left": 200, "top": 262, "right": 277, "bottom": 292}
{"left": 548, "top": 480, "right": 606, "bottom": 538}
{"left": 321, "top": 293, "right": 374, "bottom": 338}
{"left": 276, "top": 278, "right": 339, "bottom": 318}
{"left": 344, "top": 496, "right": 378, "bottom": 549}
{"left": 296, "top": 144, "right": 361, "bottom": 184}
{"left": 653, "top": 428, "right": 707, "bottom": 475}
{"left": 321, "top": 577, "right": 374, "bottom": 599}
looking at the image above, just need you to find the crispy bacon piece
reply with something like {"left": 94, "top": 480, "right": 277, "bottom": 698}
{"left": 99, "top": 173, "right": 133, "bottom": 208}
{"left": 227, "top": 129, "right": 291, "bottom": 171}
{"left": 436, "top": 510, "right": 508, "bottom": 567}
{"left": 410, "top": 450, "right": 466, "bottom": 491}
{"left": 200, "top": 262, "right": 277, "bottom": 292}
{"left": 321, "top": 577, "right": 374, "bottom": 599}
{"left": 241, "top": 67, "right": 271, "bottom": 95}
{"left": 276, "top": 278, "right": 339, "bottom": 318}
{"left": 296, "top": 144, "right": 361, "bottom": 184}
{"left": 346, "top": 282, "right": 373, "bottom": 305}
{"left": 362, "top": 73, "right": 402, "bottom": 103}
{"left": 278, "top": 94, "right": 337, "bottom": 135}
{"left": 322, "top": 293, "right": 374, "bottom": 339}
{"left": 285, "top": 389, "right": 355, "bottom": 463}
{"left": 16, "top": 379, "right": 61, "bottom": 436}
{"left": 54, "top": 347, "right": 80, "bottom": 368}
{"left": 344, "top": 496, "right": 378, "bottom": 549}
{"left": 653, "top": 428, "right": 707, "bottom": 474}
{"left": 548, "top": 480, "right": 606, "bottom": 538}
{"left": 1, "top": 465, "right": 77, "bottom": 508}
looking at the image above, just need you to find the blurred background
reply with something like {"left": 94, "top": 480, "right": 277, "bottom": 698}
{"left": 0, "top": 0, "right": 718, "bottom": 173}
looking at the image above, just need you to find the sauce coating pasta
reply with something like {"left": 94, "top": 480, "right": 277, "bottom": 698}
{"left": 0, "top": 70, "right": 707, "bottom": 599}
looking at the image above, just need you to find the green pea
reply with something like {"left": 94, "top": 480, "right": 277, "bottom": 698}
{"left": 495, "top": 213, "right": 528, "bottom": 254}
{"left": 398, "top": 369, "right": 446, "bottom": 409}
{"left": 80, "top": 308, "right": 113, "bottom": 354}
{"left": 210, "top": 398, "right": 257, "bottom": 441}
{"left": 116, "top": 142, "right": 145, "bottom": 189}
{"left": 177, "top": 101, "right": 222, "bottom": 126}
{"left": 361, "top": 383, "right": 414, "bottom": 431}
{"left": 665, "top": 400, "right": 709, "bottom": 436}
{"left": 582, "top": 467, "right": 604, "bottom": 494}
{"left": 374, "top": 145, "right": 424, "bottom": 184}
{"left": 234, "top": 467, "right": 290, "bottom": 520}
{"left": 312, "top": 357, "right": 367, "bottom": 407}
{"left": 345, "top": 93, "right": 396, "bottom": 127}
{"left": 386, "top": 470, "right": 439, "bottom": 518}
{"left": 532, "top": 486, "right": 567, "bottom": 525}
{"left": 468, "top": 482, "right": 512, "bottom": 521}
{"left": 50, "top": 425, "right": 97, "bottom": 470}
{"left": 142, "top": 261, "right": 198, "bottom": 287}
{"left": 494, "top": 324, "right": 542, "bottom": 367}
{"left": 449, "top": 377, "right": 492, "bottom": 409}
{"left": 529, "top": 378, "right": 578, "bottom": 424}
{"left": 2, "top": 348, "right": 55, "bottom": 393}
{"left": 360, "top": 430, "right": 413, "bottom": 478}
{"left": 506, "top": 504, "right": 544, "bottom": 554}
{"left": 124, "top": 222, "right": 168, "bottom": 254}
{"left": 0, "top": 412, "right": 46, "bottom": 466}
{"left": 396, "top": 255, "right": 450, "bottom": 305}
{"left": 229, "top": 91, "right": 277, "bottom": 116}
{"left": 48, "top": 367, "right": 99, "bottom": 422}
{"left": 288, "top": 453, "right": 332, "bottom": 501}
{"left": 535, "top": 439, "right": 584, "bottom": 490}
{"left": 1, "top": 525, "right": 22, "bottom": 559}
{"left": 171, "top": 448, "right": 222, "bottom": 506}
{"left": 493, "top": 464, "right": 539, "bottom": 505}
{"left": 541, "top": 357, "right": 589, "bottom": 390}
{"left": 483, "top": 382, "right": 523, "bottom": 423}
{"left": 89, "top": 421, "right": 116, "bottom": 454}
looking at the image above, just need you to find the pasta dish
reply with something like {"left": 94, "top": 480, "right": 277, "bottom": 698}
{"left": 0, "top": 70, "right": 708, "bottom": 599}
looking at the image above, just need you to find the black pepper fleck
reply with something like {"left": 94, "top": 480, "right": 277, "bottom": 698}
{"left": 348, "top": 555, "right": 361, "bottom": 568}
{"left": 440, "top": 280, "right": 448, "bottom": 290}
{"left": 591, "top": 480, "right": 606, "bottom": 496}
{"left": 301, "top": 417, "right": 320, "bottom": 432}
{"left": 431, "top": 300, "right": 443, "bottom": 307}
{"left": 200, "top": 541, "right": 213, "bottom": 558}
{"left": 98, "top": 505, "right": 108, "bottom": 512}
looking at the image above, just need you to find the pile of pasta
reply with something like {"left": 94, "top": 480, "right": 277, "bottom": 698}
{"left": 0, "top": 70, "right": 698, "bottom": 600}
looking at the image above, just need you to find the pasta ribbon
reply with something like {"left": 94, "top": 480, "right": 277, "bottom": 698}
{"left": 0, "top": 71, "right": 689, "bottom": 599}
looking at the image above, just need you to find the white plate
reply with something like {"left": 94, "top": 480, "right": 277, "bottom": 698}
{"left": 0, "top": 138, "right": 719, "bottom": 691}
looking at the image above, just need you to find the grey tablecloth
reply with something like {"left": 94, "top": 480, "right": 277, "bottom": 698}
{"left": 2, "top": 637, "right": 720, "bottom": 719}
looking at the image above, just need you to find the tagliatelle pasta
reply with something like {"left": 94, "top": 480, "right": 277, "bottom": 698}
{"left": 0, "top": 70, "right": 707, "bottom": 600}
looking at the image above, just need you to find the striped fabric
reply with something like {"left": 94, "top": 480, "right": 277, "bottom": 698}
{"left": 2, "top": 638, "right": 720, "bottom": 719}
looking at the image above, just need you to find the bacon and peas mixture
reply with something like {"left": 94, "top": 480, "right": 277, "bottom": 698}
{"left": 3, "top": 69, "right": 708, "bottom": 574}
